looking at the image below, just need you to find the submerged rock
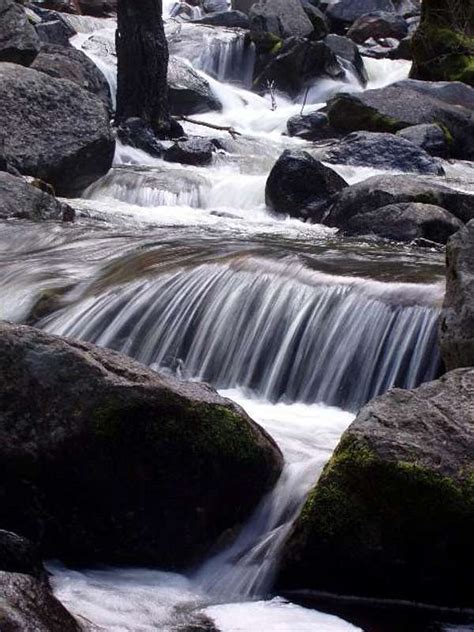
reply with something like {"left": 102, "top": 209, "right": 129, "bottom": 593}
{"left": 0, "top": 322, "right": 283, "bottom": 568}
{"left": 265, "top": 149, "right": 347, "bottom": 220}
{"left": 164, "top": 138, "right": 219, "bottom": 166}
{"left": 0, "top": 62, "right": 114, "bottom": 196}
{"left": 322, "top": 131, "right": 444, "bottom": 175}
{"left": 0, "top": 0, "right": 41, "bottom": 66}
{"left": 0, "top": 172, "right": 74, "bottom": 221}
{"left": 324, "top": 174, "right": 474, "bottom": 227}
{"left": 116, "top": 118, "right": 165, "bottom": 158}
{"left": 440, "top": 221, "right": 474, "bottom": 370}
{"left": 341, "top": 202, "right": 463, "bottom": 244}
{"left": 278, "top": 368, "right": 474, "bottom": 607}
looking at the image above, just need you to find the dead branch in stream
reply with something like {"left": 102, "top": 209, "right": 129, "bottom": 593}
{"left": 174, "top": 116, "right": 242, "bottom": 139}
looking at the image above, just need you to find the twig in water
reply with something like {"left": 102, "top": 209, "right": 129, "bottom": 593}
{"left": 174, "top": 116, "right": 242, "bottom": 139}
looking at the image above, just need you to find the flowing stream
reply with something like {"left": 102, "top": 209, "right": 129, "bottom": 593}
{"left": 2, "top": 5, "right": 473, "bottom": 631}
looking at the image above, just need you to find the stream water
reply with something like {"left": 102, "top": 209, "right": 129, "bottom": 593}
{"left": 2, "top": 6, "right": 474, "bottom": 631}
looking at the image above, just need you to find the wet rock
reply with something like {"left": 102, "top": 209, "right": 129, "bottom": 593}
{"left": 0, "top": 62, "right": 114, "bottom": 196}
{"left": 322, "top": 131, "right": 444, "bottom": 175}
{"left": 249, "top": 0, "right": 314, "bottom": 39}
{"left": 77, "top": 0, "right": 117, "bottom": 17}
{"left": 347, "top": 11, "right": 408, "bottom": 43}
{"left": 326, "top": 0, "right": 396, "bottom": 32}
{"left": 168, "top": 56, "right": 222, "bottom": 115}
{"left": 194, "top": 10, "right": 250, "bottom": 28}
{"left": 278, "top": 368, "right": 474, "bottom": 607}
{"left": 34, "top": 20, "right": 72, "bottom": 47}
{"left": 0, "top": 322, "right": 283, "bottom": 568}
{"left": 233, "top": 0, "right": 257, "bottom": 14}
{"left": 202, "top": 0, "right": 228, "bottom": 12}
{"left": 286, "top": 111, "right": 335, "bottom": 141}
{"left": 0, "top": 0, "right": 41, "bottom": 66}
{"left": 396, "top": 123, "right": 449, "bottom": 158}
{"left": 116, "top": 118, "right": 165, "bottom": 158}
{"left": 0, "top": 172, "right": 74, "bottom": 221}
{"left": 324, "top": 33, "right": 368, "bottom": 85}
{"left": 341, "top": 202, "right": 463, "bottom": 244}
{"left": 388, "top": 34, "right": 412, "bottom": 59}
{"left": 31, "top": 44, "right": 112, "bottom": 114}
{"left": 0, "top": 531, "right": 45, "bottom": 580}
{"left": 29, "top": 0, "right": 79, "bottom": 13}
{"left": 324, "top": 174, "right": 474, "bottom": 227}
{"left": 301, "top": 3, "right": 329, "bottom": 39}
{"left": 326, "top": 80, "right": 474, "bottom": 161}
{"left": 164, "top": 138, "right": 219, "bottom": 166}
{"left": 265, "top": 149, "right": 348, "bottom": 220}
{"left": 440, "top": 221, "right": 474, "bottom": 370}
{"left": 255, "top": 37, "right": 345, "bottom": 98}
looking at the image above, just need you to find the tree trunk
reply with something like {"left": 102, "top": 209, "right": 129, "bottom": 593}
{"left": 410, "top": 0, "right": 474, "bottom": 85}
{"left": 116, "top": 0, "right": 174, "bottom": 137}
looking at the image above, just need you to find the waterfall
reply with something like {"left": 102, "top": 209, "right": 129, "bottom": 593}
{"left": 194, "top": 31, "right": 256, "bottom": 88}
{"left": 40, "top": 257, "right": 442, "bottom": 412}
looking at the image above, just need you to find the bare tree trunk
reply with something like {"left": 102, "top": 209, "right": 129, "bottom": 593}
{"left": 116, "top": 0, "right": 175, "bottom": 137}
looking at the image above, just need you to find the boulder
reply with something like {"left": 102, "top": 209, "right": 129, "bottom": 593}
{"left": 202, "top": 0, "right": 229, "bottom": 12}
{"left": 29, "top": 0, "right": 79, "bottom": 13}
{"left": 326, "top": 0, "right": 396, "bottom": 32}
{"left": 0, "top": 172, "right": 74, "bottom": 221}
{"left": 341, "top": 202, "right": 463, "bottom": 244}
{"left": 326, "top": 80, "right": 474, "bottom": 160}
{"left": 439, "top": 221, "right": 474, "bottom": 371}
{"left": 168, "top": 56, "right": 222, "bottom": 115}
{"left": 324, "top": 174, "right": 474, "bottom": 227}
{"left": 164, "top": 138, "right": 219, "bottom": 166}
{"left": 0, "top": 531, "right": 44, "bottom": 581}
{"left": 324, "top": 33, "right": 368, "bottom": 85}
{"left": 34, "top": 20, "right": 72, "bottom": 47}
{"left": 0, "top": 62, "right": 114, "bottom": 196}
{"left": 249, "top": 0, "right": 314, "bottom": 39}
{"left": 396, "top": 123, "right": 449, "bottom": 158}
{"left": 265, "top": 149, "right": 347, "bottom": 220}
{"left": 0, "top": 572, "right": 81, "bottom": 631}
{"left": 322, "top": 131, "right": 444, "bottom": 175}
{"left": 278, "top": 368, "right": 474, "bottom": 606}
{"left": 255, "top": 37, "right": 345, "bottom": 97}
{"left": 286, "top": 111, "right": 336, "bottom": 141}
{"left": 193, "top": 10, "right": 250, "bottom": 28}
{"left": 233, "top": 0, "right": 257, "bottom": 14}
{"left": 116, "top": 118, "right": 165, "bottom": 158}
{"left": 301, "top": 4, "right": 329, "bottom": 40}
{"left": 347, "top": 11, "right": 408, "bottom": 43}
{"left": 0, "top": 0, "right": 41, "bottom": 66}
{"left": 31, "top": 44, "right": 112, "bottom": 114}
{"left": 77, "top": 0, "right": 117, "bottom": 17}
{"left": 0, "top": 322, "right": 283, "bottom": 568}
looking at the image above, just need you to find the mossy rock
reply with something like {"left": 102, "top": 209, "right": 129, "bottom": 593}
{"left": 0, "top": 322, "right": 283, "bottom": 568}
{"left": 277, "top": 368, "right": 474, "bottom": 607}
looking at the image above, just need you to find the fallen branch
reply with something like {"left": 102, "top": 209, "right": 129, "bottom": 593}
{"left": 174, "top": 116, "right": 242, "bottom": 139}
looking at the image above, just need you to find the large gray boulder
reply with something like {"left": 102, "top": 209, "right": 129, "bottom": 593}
{"left": 0, "top": 62, "right": 114, "bottom": 196}
{"left": 31, "top": 44, "right": 112, "bottom": 114}
{"left": 396, "top": 123, "right": 449, "bottom": 158}
{"left": 326, "top": 80, "right": 474, "bottom": 161}
{"left": 322, "top": 131, "right": 444, "bottom": 175}
{"left": 0, "top": 172, "right": 74, "bottom": 222}
{"left": 249, "top": 0, "right": 314, "bottom": 39}
{"left": 266, "top": 149, "right": 348, "bottom": 220}
{"left": 278, "top": 368, "right": 474, "bottom": 607}
{"left": 324, "top": 174, "right": 474, "bottom": 227}
{"left": 168, "top": 56, "right": 222, "bottom": 115}
{"left": 0, "top": 322, "right": 283, "bottom": 568}
{"left": 440, "top": 221, "right": 474, "bottom": 371}
{"left": 341, "top": 202, "right": 463, "bottom": 244}
{"left": 326, "top": 0, "right": 396, "bottom": 31}
{"left": 0, "top": 0, "right": 41, "bottom": 66}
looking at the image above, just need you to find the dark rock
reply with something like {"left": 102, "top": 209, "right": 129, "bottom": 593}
{"left": 396, "top": 123, "right": 449, "bottom": 158}
{"left": 0, "top": 0, "right": 41, "bottom": 66}
{"left": 326, "top": 0, "right": 396, "bottom": 32}
{"left": 341, "top": 202, "right": 463, "bottom": 244}
{"left": 249, "top": 0, "right": 314, "bottom": 39}
{"left": 0, "top": 531, "right": 44, "bottom": 581}
{"left": 326, "top": 80, "right": 474, "bottom": 161}
{"left": 324, "top": 33, "right": 368, "bottom": 85}
{"left": 347, "top": 11, "right": 408, "bottom": 43}
{"left": 116, "top": 118, "right": 165, "bottom": 158}
{"left": 322, "top": 131, "right": 444, "bottom": 175}
{"left": 0, "top": 172, "right": 74, "bottom": 221}
{"left": 388, "top": 34, "right": 412, "bottom": 59}
{"left": 255, "top": 37, "right": 345, "bottom": 97}
{"left": 301, "top": 4, "right": 329, "bottom": 39}
{"left": 202, "top": 0, "right": 228, "bottom": 12}
{"left": 359, "top": 35, "right": 399, "bottom": 57}
{"left": 440, "top": 221, "right": 474, "bottom": 371}
{"left": 265, "top": 149, "right": 347, "bottom": 220}
{"left": 164, "top": 138, "right": 218, "bottom": 166}
{"left": 233, "top": 0, "right": 257, "bottom": 14}
{"left": 77, "top": 0, "right": 117, "bottom": 17}
{"left": 0, "top": 62, "right": 114, "bottom": 197}
{"left": 194, "top": 10, "right": 250, "bottom": 28}
{"left": 29, "top": 0, "right": 79, "bottom": 13}
{"left": 324, "top": 174, "right": 474, "bottom": 227}
{"left": 0, "top": 571, "right": 81, "bottom": 631}
{"left": 31, "top": 44, "right": 112, "bottom": 114}
{"left": 286, "top": 111, "right": 335, "bottom": 140}
{"left": 278, "top": 368, "right": 474, "bottom": 607}
{"left": 34, "top": 20, "right": 72, "bottom": 47}
{"left": 168, "top": 56, "right": 222, "bottom": 115}
{"left": 0, "top": 322, "right": 283, "bottom": 568}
